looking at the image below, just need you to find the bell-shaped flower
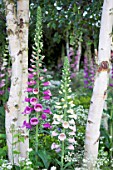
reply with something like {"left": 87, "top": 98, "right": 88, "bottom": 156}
{"left": 68, "top": 137, "right": 76, "bottom": 144}
{"left": 51, "top": 143, "right": 60, "bottom": 150}
{"left": 68, "top": 131, "right": 76, "bottom": 136}
{"left": 58, "top": 133, "right": 66, "bottom": 141}
{"left": 62, "top": 121, "right": 69, "bottom": 129}
{"left": 43, "top": 81, "right": 51, "bottom": 86}
{"left": 22, "top": 120, "right": 32, "bottom": 129}
{"left": 23, "top": 106, "right": 32, "bottom": 114}
{"left": 27, "top": 80, "right": 36, "bottom": 86}
{"left": 25, "top": 88, "right": 33, "bottom": 92}
{"left": 51, "top": 131, "right": 58, "bottom": 137}
{"left": 30, "top": 117, "right": 39, "bottom": 125}
{"left": 43, "top": 123, "right": 52, "bottom": 129}
{"left": 67, "top": 144, "right": 74, "bottom": 150}
{"left": 43, "top": 95, "right": 50, "bottom": 100}
{"left": 43, "top": 108, "right": 52, "bottom": 114}
{"left": 34, "top": 104, "right": 43, "bottom": 112}
{"left": 30, "top": 97, "right": 38, "bottom": 106}
{"left": 33, "top": 88, "right": 39, "bottom": 94}
{"left": 43, "top": 89, "right": 52, "bottom": 96}
{"left": 69, "top": 125, "right": 76, "bottom": 132}
{"left": 41, "top": 113, "right": 47, "bottom": 120}
{"left": 25, "top": 97, "right": 30, "bottom": 102}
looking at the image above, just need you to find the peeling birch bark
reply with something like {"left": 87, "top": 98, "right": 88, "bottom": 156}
{"left": 17, "top": 0, "right": 29, "bottom": 159}
{"left": 84, "top": 0, "right": 113, "bottom": 169}
{"left": 4, "top": 0, "right": 29, "bottom": 164}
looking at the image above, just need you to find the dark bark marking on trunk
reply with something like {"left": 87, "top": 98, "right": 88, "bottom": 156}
{"left": 97, "top": 61, "right": 109, "bottom": 73}
{"left": 88, "top": 120, "right": 93, "bottom": 124}
{"left": 93, "top": 135, "right": 100, "bottom": 145}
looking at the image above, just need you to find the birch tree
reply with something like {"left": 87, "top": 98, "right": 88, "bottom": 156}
{"left": 4, "top": 0, "right": 29, "bottom": 164}
{"left": 84, "top": 0, "right": 113, "bottom": 169}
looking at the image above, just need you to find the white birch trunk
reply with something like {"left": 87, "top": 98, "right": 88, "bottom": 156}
{"left": 4, "top": 0, "right": 29, "bottom": 164}
{"left": 4, "top": 0, "right": 22, "bottom": 164}
{"left": 76, "top": 40, "right": 82, "bottom": 72}
{"left": 84, "top": 0, "right": 113, "bottom": 169}
{"left": 17, "top": 0, "right": 29, "bottom": 159}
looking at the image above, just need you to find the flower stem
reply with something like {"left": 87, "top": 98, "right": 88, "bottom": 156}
{"left": 61, "top": 140, "right": 64, "bottom": 170}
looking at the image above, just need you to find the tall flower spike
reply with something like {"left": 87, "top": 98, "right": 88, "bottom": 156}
{"left": 22, "top": 7, "right": 52, "bottom": 155}
{"left": 51, "top": 57, "right": 76, "bottom": 169}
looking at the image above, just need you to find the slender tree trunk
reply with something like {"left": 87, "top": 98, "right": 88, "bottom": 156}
{"left": 17, "top": 0, "right": 29, "bottom": 159}
{"left": 4, "top": 0, "right": 29, "bottom": 164}
{"left": 76, "top": 40, "right": 82, "bottom": 72}
{"left": 84, "top": 0, "right": 113, "bottom": 169}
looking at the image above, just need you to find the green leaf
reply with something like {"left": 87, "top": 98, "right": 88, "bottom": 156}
{"left": 37, "top": 150, "right": 51, "bottom": 169}
{"left": 55, "top": 158, "right": 62, "bottom": 166}
{"left": 0, "top": 133, "right": 6, "bottom": 139}
{"left": 64, "top": 162, "right": 73, "bottom": 169}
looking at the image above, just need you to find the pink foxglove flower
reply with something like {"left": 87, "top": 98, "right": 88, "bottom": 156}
{"left": 43, "top": 81, "right": 51, "bottom": 86}
{"left": 28, "top": 73, "right": 34, "bottom": 79}
{"left": 23, "top": 106, "right": 32, "bottom": 114}
{"left": 28, "top": 68, "right": 34, "bottom": 72}
{"left": 43, "top": 108, "right": 52, "bottom": 114}
{"left": 30, "top": 117, "right": 39, "bottom": 125}
{"left": 0, "top": 90, "right": 4, "bottom": 95}
{"left": 25, "top": 97, "right": 30, "bottom": 102}
{"left": 27, "top": 80, "right": 36, "bottom": 86}
{"left": 33, "top": 88, "right": 39, "bottom": 94}
{"left": 58, "top": 133, "right": 66, "bottom": 141}
{"left": 51, "top": 131, "right": 58, "bottom": 136}
{"left": 22, "top": 120, "right": 32, "bottom": 129}
{"left": 51, "top": 143, "right": 60, "bottom": 150}
{"left": 43, "top": 89, "right": 52, "bottom": 96}
{"left": 34, "top": 104, "right": 43, "bottom": 112}
{"left": 68, "top": 131, "right": 76, "bottom": 136}
{"left": 68, "top": 138, "right": 76, "bottom": 144}
{"left": 43, "top": 123, "right": 52, "bottom": 128}
{"left": 67, "top": 144, "right": 74, "bottom": 150}
{"left": 0, "top": 74, "right": 5, "bottom": 78}
{"left": 41, "top": 113, "right": 47, "bottom": 120}
{"left": 55, "top": 147, "right": 61, "bottom": 153}
{"left": 25, "top": 88, "right": 33, "bottom": 92}
{"left": 43, "top": 95, "right": 50, "bottom": 100}
{"left": 30, "top": 97, "right": 38, "bottom": 106}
